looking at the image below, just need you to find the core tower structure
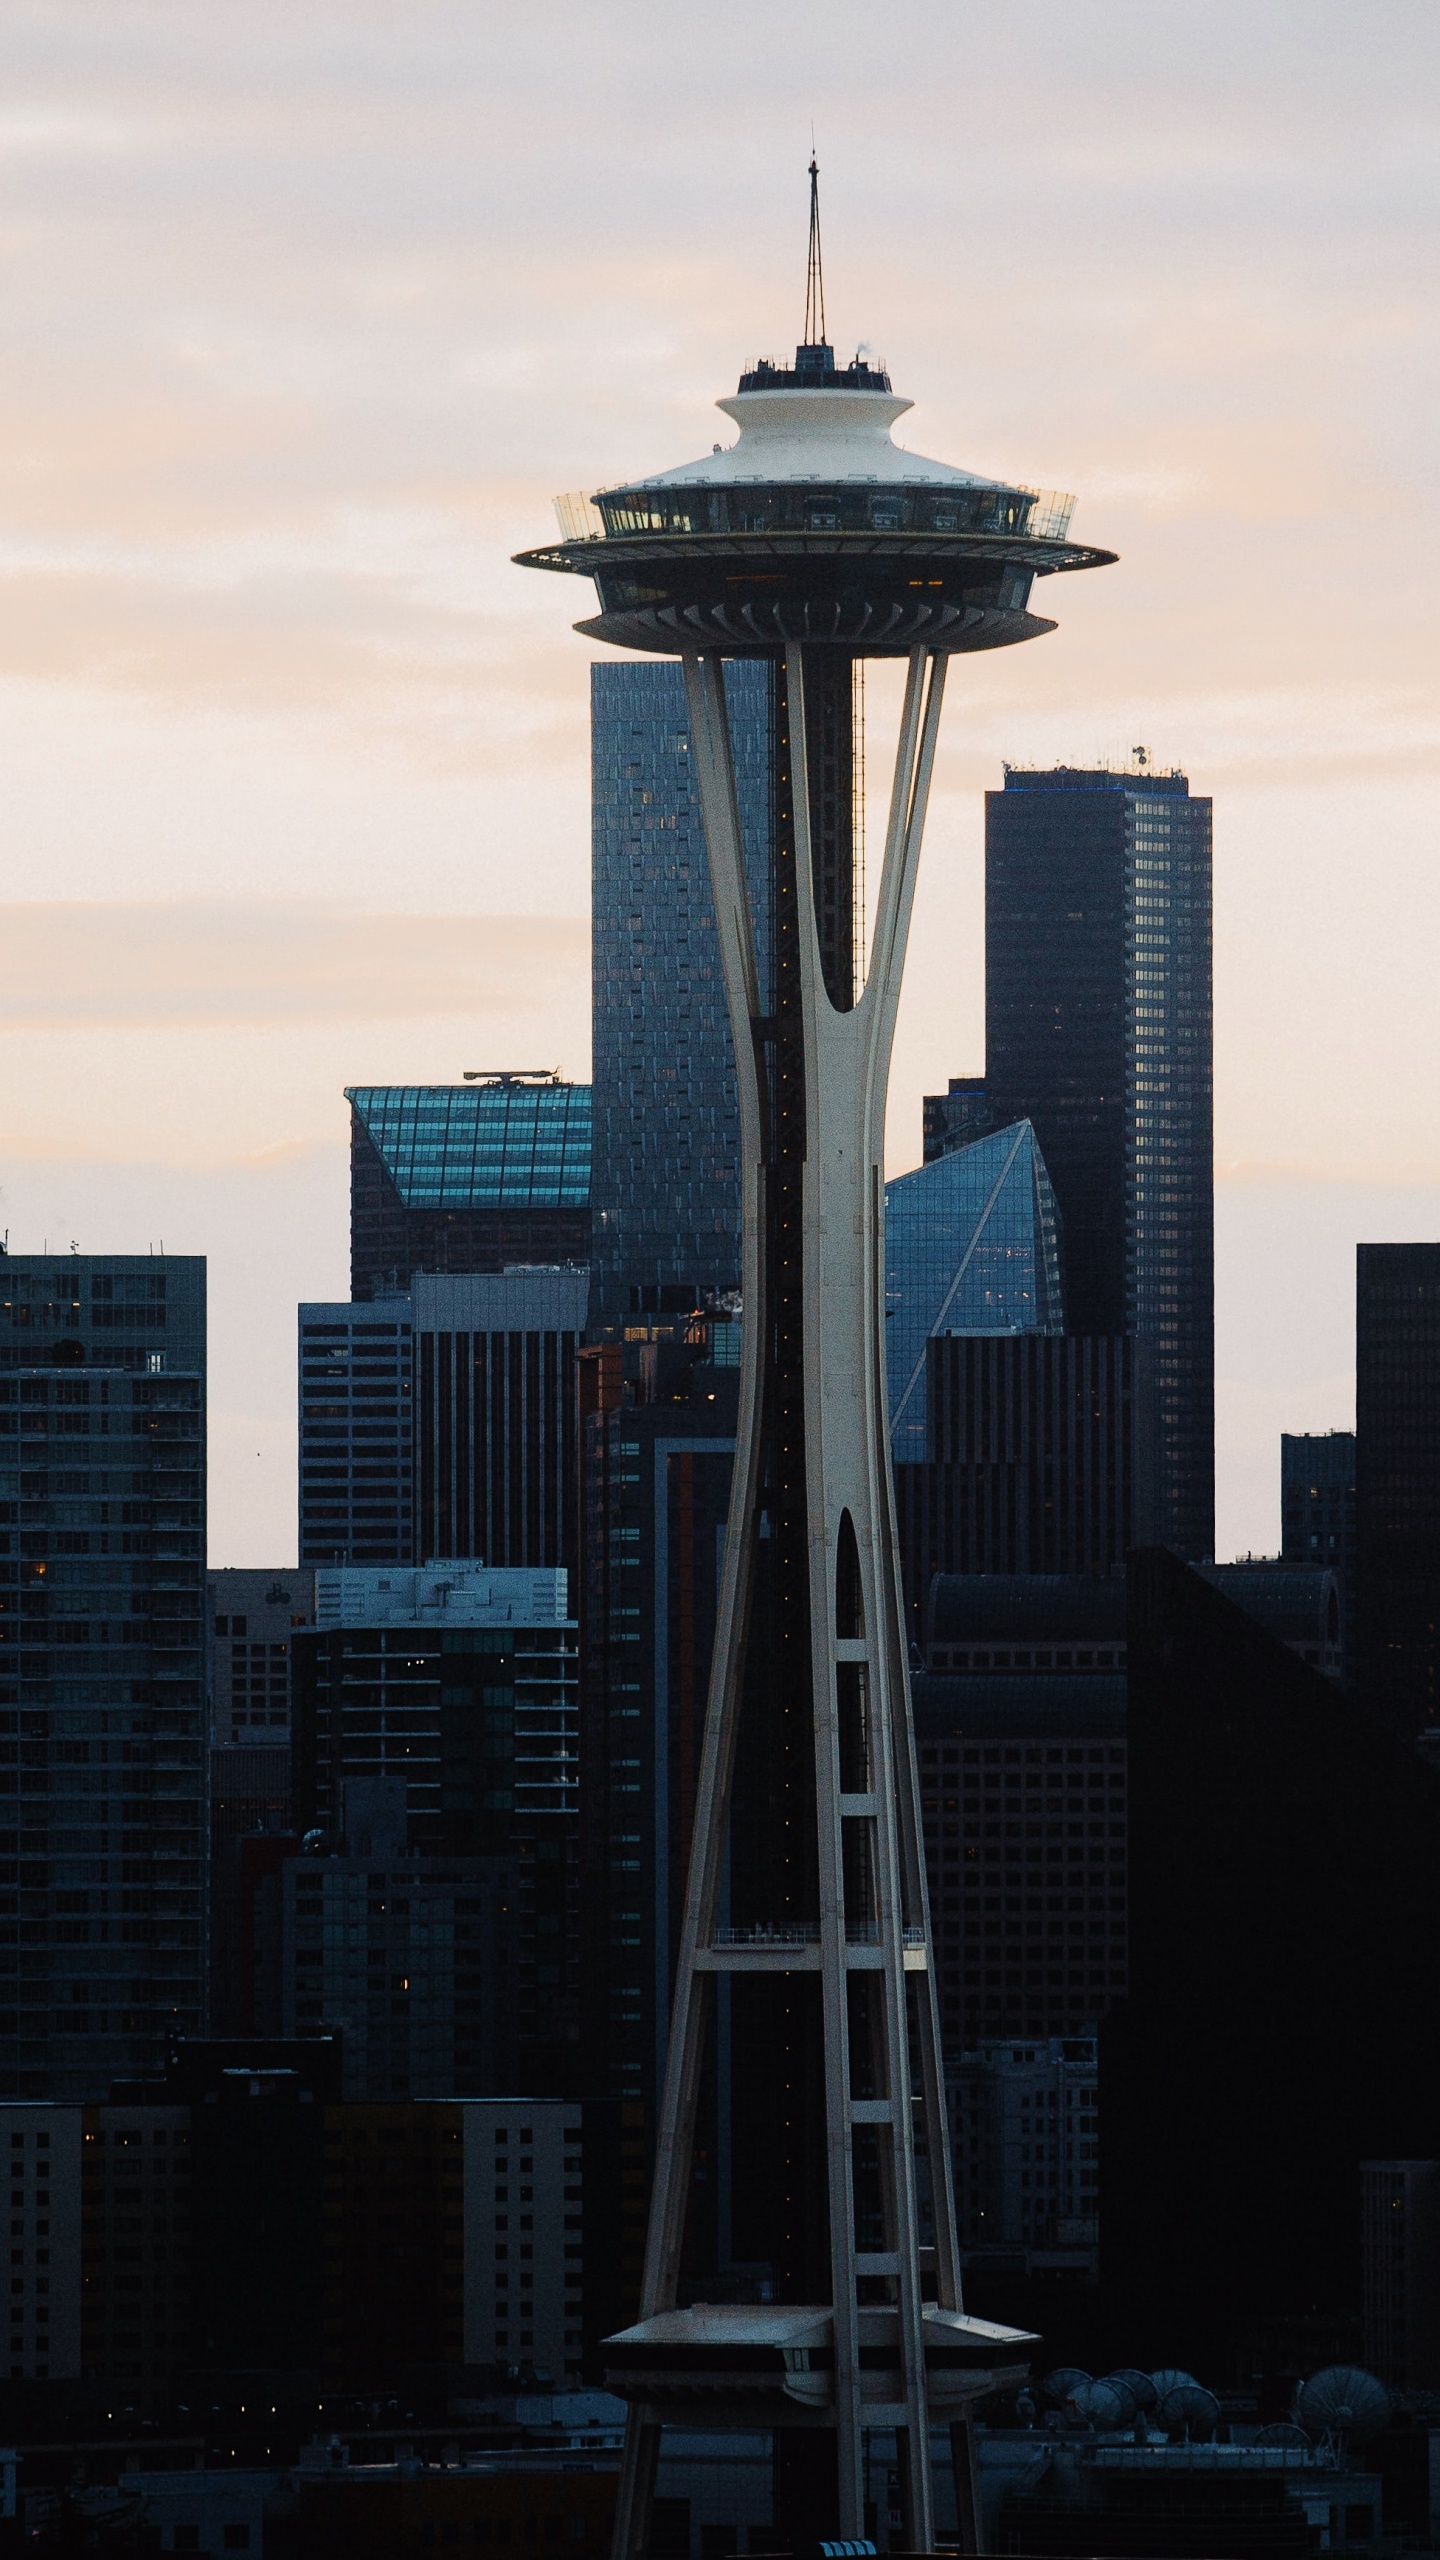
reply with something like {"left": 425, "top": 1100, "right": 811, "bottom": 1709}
{"left": 517, "top": 176, "right": 1115, "bottom": 2555}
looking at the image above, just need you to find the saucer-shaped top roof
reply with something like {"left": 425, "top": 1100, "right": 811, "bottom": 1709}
{"left": 626, "top": 357, "right": 1015, "bottom": 497}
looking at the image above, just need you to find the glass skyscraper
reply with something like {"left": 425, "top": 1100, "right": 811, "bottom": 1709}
{"left": 981, "top": 766, "right": 1214, "bottom": 1559}
{"left": 884, "top": 1121, "right": 1064, "bottom": 1461}
{"left": 589, "top": 660, "right": 773, "bottom": 1336}
{"left": 0, "top": 1255, "right": 207, "bottom": 2099}
{"left": 348, "top": 1077, "right": 591, "bottom": 1301}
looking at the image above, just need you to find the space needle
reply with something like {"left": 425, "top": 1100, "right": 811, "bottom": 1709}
{"left": 517, "top": 166, "right": 1115, "bottom": 2556}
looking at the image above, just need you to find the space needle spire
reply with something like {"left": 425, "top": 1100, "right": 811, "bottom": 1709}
{"left": 804, "top": 150, "right": 827, "bottom": 350}
{"left": 517, "top": 173, "right": 1116, "bottom": 2558}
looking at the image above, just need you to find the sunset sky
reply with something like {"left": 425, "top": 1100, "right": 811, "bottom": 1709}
{"left": 1, "top": 0, "right": 1438, "bottom": 1561}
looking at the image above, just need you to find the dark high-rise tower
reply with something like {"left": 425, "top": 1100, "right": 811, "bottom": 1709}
{"left": 0, "top": 1254, "right": 207, "bottom": 2098}
{"left": 517, "top": 170, "right": 1112, "bottom": 2548}
{"left": 1356, "top": 1245, "right": 1440, "bottom": 1736}
{"left": 1282, "top": 1429, "right": 1356, "bottom": 1680}
{"left": 984, "top": 765, "right": 1214, "bottom": 1558}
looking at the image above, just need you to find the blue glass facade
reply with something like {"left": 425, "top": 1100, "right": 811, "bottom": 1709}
{"left": 348, "top": 1083, "right": 591, "bottom": 1210}
{"left": 347, "top": 1081, "right": 591, "bottom": 1300}
{"left": 590, "top": 660, "right": 773, "bottom": 1335}
{"left": 884, "top": 1123, "right": 1064, "bottom": 1460}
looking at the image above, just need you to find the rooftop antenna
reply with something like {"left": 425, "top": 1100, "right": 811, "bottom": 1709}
{"left": 804, "top": 149, "right": 827, "bottom": 347}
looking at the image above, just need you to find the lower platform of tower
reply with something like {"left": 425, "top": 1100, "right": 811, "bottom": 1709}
{"left": 604, "top": 2300, "right": 1033, "bottom": 2549}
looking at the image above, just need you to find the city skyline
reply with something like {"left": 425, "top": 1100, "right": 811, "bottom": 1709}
{"left": 0, "top": 0, "right": 1438, "bottom": 1565}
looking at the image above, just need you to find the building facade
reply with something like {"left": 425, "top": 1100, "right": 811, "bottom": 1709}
{"left": 922, "top": 1076, "right": 1000, "bottom": 1165}
{"left": 270, "top": 1823, "right": 516, "bottom": 2100}
{"left": 913, "top": 1656, "right": 1127, "bottom": 2057}
{"left": 412, "top": 1270, "right": 588, "bottom": 1574}
{"left": 982, "top": 765, "right": 1214, "bottom": 1558}
{"left": 1355, "top": 1245, "right": 1440, "bottom": 1735}
{"left": 1361, "top": 2159, "right": 1440, "bottom": 2388}
{"left": 0, "top": 1254, "right": 207, "bottom": 2100}
{"left": 947, "top": 2033, "right": 1099, "bottom": 2273}
{"left": 893, "top": 1333, "right": 1155, "bottom": 1631}
{"left": 82, "top": 2100, "right": 194, "bottom": 2391}
{"left": 589, "top": 659, "right": 772, "bottom": 1337}
{"left": 1107, "top": 1546, "right": 1440, "bottom": 2375}
{"left": 576, "top": 1330, "right": 738, "bottom": 2132}
{"left": 1282, "top": 1430, "right": 1356, "bottom": 1679}
{"left": 291, "top": 1564, "right": 580, "bottom": 2094}
{"left": 884, "top": 1121, "right": 1064, "bottom": 1464}
{"left": 297, "top": 1298, "right": 413, "bottom": 1568}
{"left": 208, "top": 1566, "right": 316, "bottom": 1744}
{"left": 349, "top": 1076, "right": 591, "bottom": 1302}
{"left": 0, "top": 2102, "right": 83, "bottom": 2381}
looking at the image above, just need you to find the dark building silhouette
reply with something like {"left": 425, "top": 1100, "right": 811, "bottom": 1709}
{"left": 1362, "top": 2159, "right": 1440, "bottom": 2388}
{"left": 0, "top": 1253, "right": 207, "bottom": 2100}
{"left": 576, "top": 1325, "right": 738, "bottom": 2129}
{"left": 1283, "top": 1429, "right": 1357, "bottom": 1682}
{"left": 259, "top": 1802, "right": 517, "bottom": 2101}
{"left": 1104, "top": 1548, "right": 1440, "bottom": 2375}
{"left": 291, "top": 1566, "right": 579, "bottom": 2094}
{"left": 186, "top": 2045, "right": 335, "bottom": 2377}
{"left": 980, "top": 765, "right": 1214, "bottom": 1559}
{"left": 893, "top": 1334, "right": 1155, "bottom": 1638}
{"left": 412, "top": 1270, "right": 587, "bottom": 1573}
{"left": 348, "top": 1077, "right": 591, "bottom": 1302}
{"left": 922, "top": 1074, "right": 1000, "bottom": 1164}
{"left": 1196, "top": 1561, "right": 1343, "bottom": 1678}
{"left": 924, "top": 1571, "right": 1127, "bottom": 1675}
{"left": 207, "top": 1743, "right": 292, "bottom": 2036}
{"left": 1355, "top": 1245, "right": 1440, "bottom": 1735}
{"left": 913, "top": 1577, "right": 1127, "bottom": 2056}
{"left": 0, "top": 2047, "right": 632, "bottom": 2397}
{"left": 589, "top": 660, "right": 772, "bottom": 1336}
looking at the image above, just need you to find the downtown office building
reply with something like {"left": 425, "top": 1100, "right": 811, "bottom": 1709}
{"left": 298, "top": 1271, "right": 587, "bottom": 1573}
{"left": 0, "top": 1256, "right": 207, "bottom": 2099}
{"left": 589, "top": 659, "right": 772, "bottom": 1336}
{"left": 348, "top": 1078, "right": 591, "bottom": 1302}
{"left": 978, "top": 765, "right": 1214, "bottom": 1559}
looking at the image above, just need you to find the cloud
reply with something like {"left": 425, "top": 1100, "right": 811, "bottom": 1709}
{"left": 0, "top": 902, "right": 587, "bottom": 1029}
{"left": 0, "top": 0, "right": 1437, "bottom": 1557}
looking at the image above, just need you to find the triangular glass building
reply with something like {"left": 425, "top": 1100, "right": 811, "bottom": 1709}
{"left": 885, "top": 1120, "right": 1064, "bottom": 1458}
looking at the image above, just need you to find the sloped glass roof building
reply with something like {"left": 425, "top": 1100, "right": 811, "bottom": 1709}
{"left": 884, "top": 1120, "right": 1064, "bottom": 1459}
{"left": 347, "top": 1078, "right": 591, "bottom": 1300}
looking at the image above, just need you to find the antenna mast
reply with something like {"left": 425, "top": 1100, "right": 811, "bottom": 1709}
{"left": 804, "top": 153, "right": 826, "bottom": 345}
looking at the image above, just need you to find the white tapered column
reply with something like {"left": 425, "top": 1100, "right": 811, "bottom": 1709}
{"left": 611, "top": 643, "right": 960, "bottom": 2560}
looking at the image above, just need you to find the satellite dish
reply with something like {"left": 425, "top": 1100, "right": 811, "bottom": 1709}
{"left": 1069, "top": 2380, "right": 1133, "bottom": 2430}
{"left": 1042, "top": 2366, "right": 1091, "bottom": 2406}
{"left": 1254, "top": 2423, "right": 1309, "bottom": 2449}
{"left": 1105, "top": 2368, "right": 1158, "bottom": 2412}
{"left": 1149, "top": 2367, "right": 1200, "bottom": 2401}
{"left": 1296, "top": 2367, "right": 1392, "bottom": 2443}
{"left": 1158, "top": 2384, "right": 1220, "bottom": 2441}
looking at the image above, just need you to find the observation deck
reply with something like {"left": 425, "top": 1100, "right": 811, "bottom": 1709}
{"left": 515, "top": 339, "right": 1115, "bottom": 655}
